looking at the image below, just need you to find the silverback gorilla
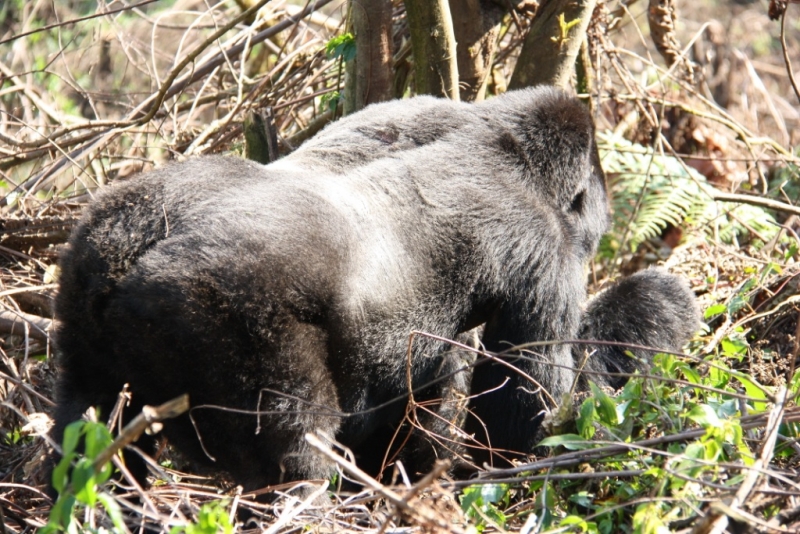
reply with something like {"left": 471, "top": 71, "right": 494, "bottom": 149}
{"left": 52, "top": 87, "right": 698, "bottom": 491}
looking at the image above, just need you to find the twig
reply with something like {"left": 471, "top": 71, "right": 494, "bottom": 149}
{"left": 305, "top": 433, "right": 464, "bottom": 534}
{"left": 0, "top": 284, "right": 58, "bottom": 299}
{"left": 780, "top": 4, "right": 800, "bottom": 106}
{"left": 0, "top": 369, "right": 55, "bottom": 406}
{"left": 263, "top": 481, "right": 329, "bottom": 534}
{"left": 92, "top": 394, "right": 190, "bottom": 473}
{"left": 453, "top": 469, "right": 645, "bottom": 487}
{"left": 0, "top": 0, "right": 339, "bottom": 180}
{"left": 711, "top": 191, "right": 800, "bottom": 218}
{"left": 0, "top": 0, "right": 161, "bottom": 47}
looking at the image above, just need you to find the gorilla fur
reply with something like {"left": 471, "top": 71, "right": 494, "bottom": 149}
{"left": 52, "top": 87, "right": 697, "bottom": 490}
{"left": 577, "top": 268, "right": 699, "bottom": 390}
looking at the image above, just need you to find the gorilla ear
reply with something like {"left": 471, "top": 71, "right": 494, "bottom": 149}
{"left": 513, "top": 90, "right": 597, "bottom": 207}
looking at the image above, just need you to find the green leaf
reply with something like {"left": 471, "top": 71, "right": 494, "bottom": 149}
{"left": 320, "top": 91, "right": 342, "bottom": 112}
{"left": 720, "top": 337, "right": 748, "bottom": 358}
{"left": 52, "top": 453, "right": 75, "bottom": 494}
{"left": 577, "top": 398, "right": 597, "bottom": 439}
{"left": 72, "top": 459, "right": 98, "bottom": 505}
{"left": 733, "top": 373, "right": 769, "bottom": 412}
{"left": 676, "top": 362, "right": 701, "bottom": 384}
{"left": 325, "top": 33, "right": 356, "bottom": 61}
{"left": 62, "top": 420, "right": 84, "bottom": 457}
{"left": 687, "top": 404, "right": 722, "bottom": 428}
{"left": 538, "top": 433, "right": 593, "bottom": 450}
{"left": 718, "top": 399, "right": 739, "bottom": 418}
{"left": 83, "top": 421, "right": 112, "bottom": 459}
{"left": 172, "top": 501, "right": 234, "bottom": 534}
{"left": 589, "top": 382, "right": 618, "bottom": 425}
{"left": 785, "top": 241, "right": 798, "bottom": 261}
{"left": 45, "top": 493, "right": 77, "bottom": 533}
{"left": 703, "top": 303, "right": 727, "bottom": 319}
{"left": 560, "top": 515, "right": 590, "bottom": 532}
{"left": 459, "top": 484, "right": 508, "bottom": 529}
{"left": 790, "top": 368, "right": 800, "bottom": 397}
{"left": 534, "top": 482, "right": 557, "bottom": 528}
{"left": 684, "top": 442, "right": 705, "bottom": 460}
{"left": 568, "top": 491, "right": 595, "bottom": 508}
{"left": 708, "top": 364, "right": 731, "bottom": 388}
{"left": 704, "top": 437, "right": 722, "bottom": 461}
{"left": 479, "top": 483, "right": 509, "bottom": 504}
{"left": 97, "top": 492, "right": 125, "bottom": 532}
{"left": 728, "top": 278, "right": 756, "bottom": 315}
{"left": 459, "top": 485, "right": 482, "bottom": 514}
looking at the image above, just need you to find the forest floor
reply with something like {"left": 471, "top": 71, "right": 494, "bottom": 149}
{"left": 1, "top": 0, "right": 800, "bottom": 532}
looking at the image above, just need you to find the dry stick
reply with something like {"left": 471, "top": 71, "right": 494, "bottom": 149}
{"left": 305, "top": 433, "right": 463, "bottom": 534}
{"left": 263, "top": 480, "right": 329, "bottom": 534}
{"left": 713, "top": 505, "right": 795, "bottom": 533}
{"left": 711, "top": 190, "right": 800, "bottom": 218}
{"left": 780, "top": 4, "right": 800, "bottom": 107}
{"left": 0, "top": 369, "right": 55, "bottom": 406}
{"left": 109, "top": 455, "right": 162, "bottom": 522}
{"left": 0, "top": 284, "right": 58, "bottom": 299}
{"left": 92, "top": 394, "right": 190, "bottom": 473}
{"left": 455, "top": 470, "right": 647, "bottom": 487}
{"left": 0, "top": 309, "right": 51, "bottom": 341}
{"left": 608, "top": 46, "right": 784, "bottom": 194}
{"left": 608, "top": 72, "right": 795, "bottom": 160}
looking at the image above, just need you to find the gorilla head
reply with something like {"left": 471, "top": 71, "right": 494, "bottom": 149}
{"left": 51, "top": 87, "right": 697, "bottom": 492}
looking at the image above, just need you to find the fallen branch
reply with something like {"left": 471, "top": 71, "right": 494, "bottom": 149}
{"left": 0, "top": 309, "right": 52, "bottom": 341}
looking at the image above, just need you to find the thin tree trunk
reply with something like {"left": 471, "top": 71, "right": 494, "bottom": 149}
{"left": 449, "top": 0, "right": 506, "bottom": 101}
{"left": 509, "top": 0, "right": 597, "bottom": 89}
{"left": 345, "top": 0, "right": 394, "bottom": 115}
{"left": 403, "top": 0, "right": 460, "bottom": 100}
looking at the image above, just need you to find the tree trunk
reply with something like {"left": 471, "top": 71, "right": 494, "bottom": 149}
{"left": 403, "top": 0, "right": 460, "bottom": 100}
{"left": 449, "top": 0, "right": 506, "bottom": 101}
{"left": 345, "top": 0, "right": 394, "bottom": 115}
{"left": 509, "top": 0, "right": 597, "bottom": 90}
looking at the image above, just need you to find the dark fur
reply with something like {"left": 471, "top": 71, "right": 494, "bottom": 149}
{"left": 52, "top": 87, "right": 696, "bottom": 490}
{"left": 577, "top": 268, "right": 699, "bottom": 390}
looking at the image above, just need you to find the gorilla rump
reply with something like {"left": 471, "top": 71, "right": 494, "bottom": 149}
{"left": 52, "top": 87, "right": 697, "bottom": 491}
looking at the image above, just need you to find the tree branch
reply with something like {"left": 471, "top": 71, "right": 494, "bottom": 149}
{"left": 403, "top": 0, "right": 460, "bottom": 99}
{"left": 509, "top": 0, "right": 597, "bottom": 89}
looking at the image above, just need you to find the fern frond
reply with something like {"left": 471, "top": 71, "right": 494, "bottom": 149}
{"left": 597, "top": 131, "right": 780, "bottom": 251}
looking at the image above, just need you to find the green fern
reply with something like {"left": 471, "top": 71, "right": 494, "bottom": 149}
{"left": 597, "top": 131, "right": 780, "bottom": 251}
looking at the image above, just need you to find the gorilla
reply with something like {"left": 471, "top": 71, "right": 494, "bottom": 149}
{"left": 51, "top": 87, "right": 698, "bottom": 492}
